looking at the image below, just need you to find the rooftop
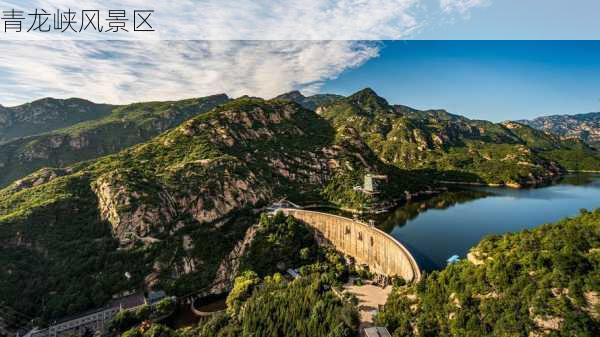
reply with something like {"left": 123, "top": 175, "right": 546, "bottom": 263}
{"left": 363, "top": 327, "right": 392, "bottom": 337}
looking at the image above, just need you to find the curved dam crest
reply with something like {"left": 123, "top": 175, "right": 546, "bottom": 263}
{"left": 280, "top": 208, "right": 421, "bottom": 282}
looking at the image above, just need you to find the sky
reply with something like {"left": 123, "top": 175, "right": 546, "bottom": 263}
{"left": 420, "top": 0, "right": 600, "bottom": 40}
{"left": 0, "top": 1, "right": 599, "bottom": 121}
{"left": 321, "top": 41, "right": 600, "bottom": 121}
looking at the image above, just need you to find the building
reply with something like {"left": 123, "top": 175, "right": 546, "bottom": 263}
{"left": 363, "top": 174, "right": 388, "bottom": 194}
{"left": 286, "top": 268, "right": 300, "bottom": 279}
{"left": 27, "top": 293, "right": 146, "bottom": 337}
{"left": 363, "top": 327, "right": 392, "bottom": 337}
{"left": 146, "top": 291, "right": 167, "bottom": 305}
{"left": 447, "top": 255, "right": 460, "bottom": 264}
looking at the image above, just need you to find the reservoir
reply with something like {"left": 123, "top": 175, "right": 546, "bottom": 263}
{"left": 377, "top": 174, "right": 600, "bottom": 271}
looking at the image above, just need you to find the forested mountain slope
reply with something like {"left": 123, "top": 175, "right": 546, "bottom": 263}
{"left": 0, "top": 95, "right": 229, "bottom": 187}
{"left": 319, "top": 88, "right": 600, "bottom": 185}
{"left": 3, "top": 89, "right": 600, "bottom": 332}
{"left": 518, "top": 112, "right": 600, "bottom": 148}
{"left": 0, "top": 98, "right": 114, "bottom": 143}
{"left": 0, "top": 96, "right": 426, "bottom": 324}
{"left": 377, "top": 208, "right": 600, "bottom": 336}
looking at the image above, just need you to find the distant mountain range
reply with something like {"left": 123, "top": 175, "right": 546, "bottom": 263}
{"left": 517, "top": 112, "right": 600, "bottom": 148}
{"left": 0, "top": 94, "right": 229, "bottom": 187}
{"left": 2, "top": 91, "right": 600, "bottom": 190}
{"left": 0, "top": 98, "right": 114, "bottom": 144}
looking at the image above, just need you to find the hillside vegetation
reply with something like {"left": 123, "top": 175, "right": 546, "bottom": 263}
{"left": 0, "top": 98, "right": 114, "bottom": 143}
{"left": 0, "top": 96, "right": 425, "bottom": 324}
{"left": 0, "top": 94, "right": 229, "bottom": 187}
{"left": 2, "top": 89, "right": 600, "bottom": 331}
{"left": 116, "top": 213, "right": 358, "bottom": 337}
{"left": 319, "top": 88, "right": 600, "bottom": 185}
{"left": 377, "top": 208, "right": 600, "bottom": 336}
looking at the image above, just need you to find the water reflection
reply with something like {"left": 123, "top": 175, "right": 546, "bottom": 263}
{"left": 370, "top": 190, "right": 490, "bottom": 233}
{"left": 377, "top": 174, "right": 600, "bottom": 271}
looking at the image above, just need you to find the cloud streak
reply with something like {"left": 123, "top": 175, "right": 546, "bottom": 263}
{"left": 0, "top": 40, "right": 379, "bottom": 106}
{"left": 440, "top": 0, "right": 489, "bottom": 14}
{"left": 0, "top": 1, "right": 490, "bottom": 105}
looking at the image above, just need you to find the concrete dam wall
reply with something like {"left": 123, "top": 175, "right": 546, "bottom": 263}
{"left": 280, "top": 209, "right": 421, "bottom": 282}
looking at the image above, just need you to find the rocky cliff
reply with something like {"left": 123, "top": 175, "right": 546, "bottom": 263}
{"left": 2, "top": 89, "right": 600, "bottom": 327}
{"left": 0, "top": 96, "right": 412, "bottom": 323}
{"left": 518, "top": 112, "right": 600, "bottom": 148}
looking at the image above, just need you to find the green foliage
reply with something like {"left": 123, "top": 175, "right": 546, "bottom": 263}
{"left": 109, "top": 298, "right": 176, "bottom": 335}
{"left": 377, "top": 208, "right": 600, "bottom": 336}
{"left": 240, "top": 212, "right": 319, "bottom": 276}
{"left": 320, "top": 90, "right": 600, "bottom": 186}
{"left": 0, "top": 95, "right": 229, "bottom": 187}
{"left": 154, "top": 298, "right": 176, "bottom": 318}
{"left": 225, "top": 271, "right": 260, "bottom": 317}
{"left": 199, "top": 275, "right": 358, "bottom": 337}
{"left": 3, "top": 89, "right": 600, "bottom": 331}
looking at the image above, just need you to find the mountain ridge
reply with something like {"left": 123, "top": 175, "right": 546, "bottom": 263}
{"left": 517, "top": 112, "right": 600, "bottom": 148}
{"left": 0, "top": 94, "right": 230, "bottom": 187}
{"left": 2, "top": 88, "right": 600, "bottom": 329}
{"left": 0, "top": 97, "right": 115, "bottom": 144}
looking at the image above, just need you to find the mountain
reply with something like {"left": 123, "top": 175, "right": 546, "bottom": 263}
{"left": 0, "top": 96, "right": 427, "bottom": 324}
{"left": 0, "top": 98, "right": 114, "bottom": 144}
{"left": 377, "top": 208, "right": 600, "bottom": 336}
{"left": 518, "top": 112, "right": 600, "bottom": 148}
{"left": 0, "top": 94, "right": 229, "bottom": 187}
{"left": 318, "top": 88, "right": 600, "bottom": 185}
{"left": 2, "top": 88, "right": 600, "bottom": 328}
{"left": 273, "top": 90, "right": 343, "bottom": 110}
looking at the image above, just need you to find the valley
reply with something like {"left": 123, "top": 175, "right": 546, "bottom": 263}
{"left": 0, "top": 89, "right": 599, "bottom": 337}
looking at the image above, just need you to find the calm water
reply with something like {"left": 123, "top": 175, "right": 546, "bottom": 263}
{"left": 376, "top": 174, "right": 600, "bottom": 271}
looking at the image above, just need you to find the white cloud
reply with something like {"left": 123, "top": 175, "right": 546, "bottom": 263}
{"left": 440, "top": 0, "right": 489, "bottom": 14}
{"left": 0, "top": 1, "right": 490, "bottom": 105}
{"left": 0, "top": 41, "right": 379, "bottom": 106}
{"left": 1, "top": 0, "right": 424, "bottom": 40}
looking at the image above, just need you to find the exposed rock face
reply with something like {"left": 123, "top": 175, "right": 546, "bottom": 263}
{"left": 466, "top": 250, "right": 486, "bottom": 265}
{"left": 518, "top": 112, "right": 600, "bottom": 147}
{"left": 92, "top": 171, "right": 177, "bottom": 241}
{"left": 6, "top": 167, "right": 73, "bottom": 193}
{"left": 210, "top": 223, "right": 260, "bottom": 293}
{"left": 83, "top": 99, "right": 345, "bottom": 248}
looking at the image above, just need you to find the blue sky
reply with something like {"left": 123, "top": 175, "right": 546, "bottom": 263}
{"left": 419, "top": 0, "right": 600, "bottom": 40}
{"left": 322, "top": 41, "right": 600, "bottom": 121}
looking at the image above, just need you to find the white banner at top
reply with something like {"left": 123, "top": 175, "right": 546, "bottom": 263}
{"left": 0, "top": 0, "right": 482, "bottom": 40}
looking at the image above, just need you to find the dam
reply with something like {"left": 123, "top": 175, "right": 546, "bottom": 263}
{"left": 280, "top": 209, "right": 421, "bottom": 282}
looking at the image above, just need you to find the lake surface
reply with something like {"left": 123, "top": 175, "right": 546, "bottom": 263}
{"left": 376, "top": 174, "right": 600, "bottom": 272}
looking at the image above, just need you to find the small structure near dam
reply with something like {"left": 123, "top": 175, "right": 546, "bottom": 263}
{"left": 279, "top": 209, "right": 421, "bottom": 282}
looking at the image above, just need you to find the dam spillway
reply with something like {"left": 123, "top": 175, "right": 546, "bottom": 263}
{"left": 280, "top": 209, "right": 421, "bottom": 282}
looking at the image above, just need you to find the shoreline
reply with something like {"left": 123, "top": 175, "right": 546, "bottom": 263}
{"left": 294, "top": 171, "right": 600, "bottom": 216}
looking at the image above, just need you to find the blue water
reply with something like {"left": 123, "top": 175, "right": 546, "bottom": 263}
{"left": 381, "top": 174, "right": 600, "bottom": 271}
